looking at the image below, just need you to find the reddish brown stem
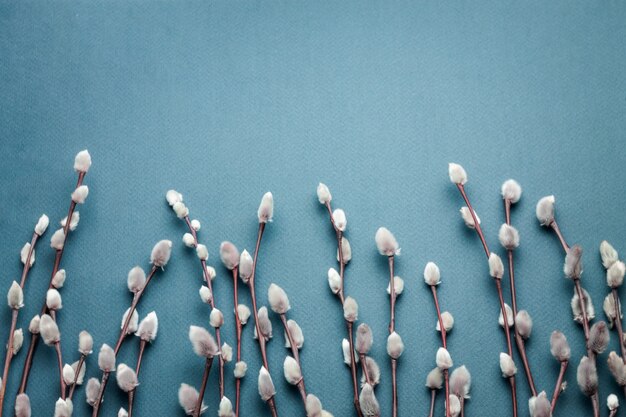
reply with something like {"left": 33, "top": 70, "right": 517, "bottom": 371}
{"left": 457, "top": 184, "right": 489, "bottom": 258}
{"left": 509, "top": 377, "right": 518, "bottom": 417}
{"left": 231, "top": 267, "right": 243, "bottom": 417}
{"left": 504, "top": 200, "right": 537, "bottom": 396}
{"left": 183, "top": 215, "right": 225, "bottom": 399}
{"left": 266, "top": 397, "right": 279, "bottom": 417}
{"left": 49, "top": 310, "right": 66, "bottom": 400}
{"left": 19, "top": 233, "right": 39, "bottom": 287}
{"left": 359, "top": 353, "right": 372, "bottom": 386}
{"left": 0, "top": 309, "right": 19, "bottom": 413}
{"left": 280, "top": 314, "right": 307, "bottom": 406}
{"left": 430, "top": 286, "right": 450, "bottom": 417}
{"left": 550, "top": 361, "right": 568, "bottom": 412}
{"left": 387, "top": 255, "right": 398, "bottom": 417}
{"left": 128, "top": 339, "right": 147, "bottom": 417}
{"left": 612, "top": 289, "right": 626, "bottom": 360}
{"left": 91, "top": 371, "right": 109, "bottom": 416}
{"left": 68, "top": 354, "right": 86, "bottom": 400}
{"left": 428, "top": 389, "right": 436, "bottom": 417}
{"left": 391, "top": 359, "right": 398, "bottom": 417}
{"left": 194, "top": 357, "right": 213, "bottom": 417}
{"left": 460, "top": 397, "right": 465, "bottom": 417}
{"left": 549, "top": 221, "right": 570, "bottom": 252}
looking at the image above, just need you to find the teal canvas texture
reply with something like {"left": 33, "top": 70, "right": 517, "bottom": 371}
{"left": 1, "top": 1, "right": 625, "bottom": 416}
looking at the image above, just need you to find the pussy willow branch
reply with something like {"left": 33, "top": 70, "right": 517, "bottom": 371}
{"left": 430, "top": 286, "right": 450, "bottom": 417}
{"left": 127, "top": 339, "right": 147, "bottom": 417}
{"left": 280, "top": 314, "right": 307, "bottom": 405}
{"left": 19, "top": 172, "right": 86, "bottom": 394}
{"left": 92, "top": 265, "right": 158, "bottom": 417}
{"left": 194, "top": 357, "right": 213, "bottom": 417}
{"left": 49, "top": 310, "right": 66, "bottom": 400}
{"left": 387, "top": 255, "right": 399, "bottom": 417}
{"left": 611, "top": 289, "right": 626, "bottom": 360}
{"left": 455, "top": 184, "right": 517, "bottom": 417}
{"left": 67, "top": 354, "right": 86, "bottom": 400}
{"left": 550, "top": 361, "right": 568, "bottom": 413}
{"left": 324, "top": 202, "right": 363, "bottom": 417}
{"left": 504, "top": 199, "right": 538, "bottom": 396}
{"left": 247, "top": 222, "right": 279, "bottom": 416}
{"left": 183, "top": 215, "right": 225, "bottom": 399}
{"left": 231, "top": 266, "right": 243, "bottom": 417}
{"left": 547, "top": 218, "right": 599, "bottom": 417}
{"left": 0, "top": 231, "right": 40, "bottom": 414}
{"left": 428, "top": 389, "right": 436, "bottom": 417}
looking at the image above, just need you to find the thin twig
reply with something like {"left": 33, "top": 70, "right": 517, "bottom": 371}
{"left": 430, "top": 286, "right": 450, "bottom": 417}
{"left": 68, "top": 354, "right": 86, "bottom": 400}
{"left": 231, "top": 266, "right": 243, "bottom": 417}
{"left": 280, "top": 314, "right": 307, "bottom": 405}
{"left": 127, "top": 339, "right": 147, "bottom": 417}
{"left": 49, "top": 310, "right": 66, "bottom": 399}
{"left": 388, "top": 255, "right": 398, "bottom": 417}
{"left": 194, "top": 357, "right": 213, "bottom": 417}
{"left": 428, "top": 389, "right": 436, "bottom": 417}
{"left": 550, "top": 361, "right": 568, "bottom": 412}
{"left": 612, "top": 289, "right": 626, "bottom": 360}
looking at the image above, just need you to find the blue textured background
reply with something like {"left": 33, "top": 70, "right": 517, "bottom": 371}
{"left": 1, "top": 1, "right": 625, "bottom": 416}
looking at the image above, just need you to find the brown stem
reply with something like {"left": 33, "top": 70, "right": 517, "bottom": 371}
{"left": 550, "top": 361, "right": 568, "bottom": 412}
{"left": 504, "top": 199, "right": 537, "bottom": 396}
{"left": 430, "top": 286, "right": 449, "bottom": 417}
{"left": 68, "top": 354, "right": 86, "bottom": 400}
{"left": 457, "top": 184, "right": 489, "bottom": 258}
{"left": 49, "top": 310, "right": 66, "bottom": 400}
{"left": 127, "top": 339, "right": 147, "bottom": 417}
{"left": 574, "top": 279, "right": 591, "bottom": 341}
{"left": 19, "top": 233, "right": 39, "bottom": 287}
{"left": 280, "top": 314, "right": 307, "bottom": 406}
{"left": 0, "top": 309, "right": 19, "bottom": 413}
{"left": 460, "top": 396, "right": 465, "bottom": 417}
{"left": 509, "top": 377, "right": 518, "bottom": 417}
{"left": 248, "top": 223, "right": 272, "bottom": 370}
{"left": 428, "top": 389, "right": 436, "bottom": 417}
{"left": 495, "top": 281, "right": 514, "bottom": 357}
{"left": 612, "top": 289, "right": 626, "bottom": 360}
{"left": 591, "top": 393, "right": 600, "bottom": 417}
{"left": 391, "top": 359, "right": 398, "bottom": 417}
{"left": 359, "top": 354, "right": 372, "bottom": 386}
{"left": 387, "top": 255, "right": 398, "bottom": 417}
{"left": 232, "top": 267, "right": 243, "bottom": 417}
{"left": 549, "top": 221, "right": 570, "bottom": 252}
{"left": 610, "top": 410, "right": 617, "bottom": 417}
{"left": 325, "top": 201, "right": 363, "bottom": 417}
{"left": 266, "top": 397, "right": 279, "bottom": 417}
{"left": 193, "top": 357, "right": 213, "bottom": 417}
{"left": 91, "top": 371, "right": 109, "bottom": 417}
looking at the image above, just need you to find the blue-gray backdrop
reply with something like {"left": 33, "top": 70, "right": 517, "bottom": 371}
{"left": 1, "top": 1, "right": 625, "bottom": 416}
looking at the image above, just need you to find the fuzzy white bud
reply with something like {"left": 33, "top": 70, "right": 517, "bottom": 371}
{"left": 499, "top": 303, "right": 514, "bottom": 328}
{"left": 317, "top": 183, "right": 332, "bottom": 204}
{"left": 199, "top": 286, "right": 212, "bottom": 304}
{"left": 7, "top": 281, "right": 24, "bottom": 309}
{"left": 424, "top": 262, "right": 441, "bottom": 286}
{"left": 46, "top": 289, "right": 62, "bottom": 311}
{"left": 40, "top": 314, "right": 60, "bottom": 345}
{"left": 338, "top": 237, "right": 352, "bottom": 263}
{"left": 305, "top": 394, "right": 323, "bottom": 417}
{"left": 50, "top": 229, "right": 65, "bottom": 250}
{"left": 221, "top": 343, "right": 233, "bottom": 362}
{"left": 268, "top": 283, "right": 290, "bottom": 314}
{"left": 79, "top": 330, "right": 93, "bottom": 355}
{"left": 450, "top": 365, "right": 471, "bottom": 399}
{"left": 528, "top": 391, "right": 551, "bottom": 417}
{"left": 28, "top": 315, "right": 40, "bottom": 334}
{"left": 536, "top": 195, "right": 555, "bottom": 226}
{"left": 173, "top": 202, "right": 189, "bottom": 219}
{"left": 333, "top": 209, "right": 347, "bottom": 232}
{"left": 218, "top": 396, "right": 235, "bottom": 417}
{"left": 359, "top": 383, "right": 380, "bottom": 417}
{"left": 71, "top": 185, "right": 89, "bottom": 204}
{"left": 425, "top": 367, "right": 443, "bottom": 389}
{"left": 234, "top": 361, "right": 248, "bottom": 379}
{"left": 86, "top": 378, "right": 101, "bottom": 406}
{"left": 361, "top": 357, "right": 381, "bottom": 388}
{"left": 20, "top": 243, "right": 35, "bottom": 267}
{"left": 459, "top": 207, "right": 480, "bottom": 229}
{"left": 121, "top": 308, "right": 139, "bottom": 334}
{"left": 182, "top": 233, "right": 195, "bottom": 248}
{"left": 127, "top": 266, "right": 146, "bottom": 293}
{"left": 343, "top": 297, "right": 358, "bottom": 322}
{"left": 449, "top": 395, "right": 461, "bottom": 417}
{"left": 283, "top": 356, "right": 302, "bottom": 385}
{"left": 255, "top": 307, "right": 273, "bottom": 341}
{"left": 375, "top": 227, "right": 400, "bottom": 256}
{"left": 328, "top": 268, "right": 341, "bottom": 294}
{"left": 342, "top": 339, "right": 358, "bottom": 366}
{"left": 564, "top": 245, "right": 583, "bottom": 279}
{"left": 284, "top": 319, "right": 304, "bottom": 349}
{"left": 608, "top": 394, "right": 619, "bottom": 411}
{"left": 51, "top": 269, "right": 66, "bottom": 289}
{"left": 98, "top": 344, "right": 115, "bottom": 372}
{"left": 205, "top": 266, "right": 216, "bottom": 281}
{"left": 53, "top": 398, "right": 72, "bottom": 417}
{"left": 116, "top": 364, "right": 138, "bottom": 392}
{"left": 601, "top": 241, "right": 619, "bottom": 269}
{"left": 488, "top": 253, "right": 504, "bottom": 279}
{"left": 386, "top": 331, "right": 404, "bottom": 359}
{"left": 12, "top": 329, "right": 23, "bottom": 355}
{"left": 196, "top": 244, "right": 209, "bottom": 261}
{"left": 34, "top": 214, "right": 49, "bottom": 236}
{"left": 239, "top": 250, "right": 253, "bottom": 284}
{"left": 500, "top": 353, "right": 517, "bottom": 377}
{"left": 356, "top": 323, "right": 373, "bottom": 355}
{"left": 166, "top": 190, "right": 183, "bottom": 206}
{"left": 550, "top": 331, "right": 571, "bottom": 362}
{"left": 60, "top": 212, "right": 80, "bottom": 231}
{"left": 607, "top": 261, "right": 625, "bottom": 288}
{"left": 136, "top": 311, "right": 159, "bottom": 342}
{"left": 118, "top": 408, "right": 128, "bottom": 417}
{"left": 237, "top": 304, "right": 251, "bottom": 325}
{"left": 516, "top": 310, "right": 533, "bottom": 339}
{"left": 74, "top": 150, "right": 92, "bottom": 172}
{"left": 150, "top": 240, "right": 172, "bottom": 267}
{"left": 178, "top": 383, "right": 205, "bottom": 415}
{"left": 62, "top": 364, "right": 75, "bottom": 386}
{"left": 436, "top": 347, "right": 453, "bottom": 370}
{"left": 577, "top": 356, "right": 598, "bottom": 396}
{"left": 191, "top": 219, "right": 201, "bottom": 231}
{"left": 257, "top": 192, "right": 274, "bottom": 223}
{"left": 258, "top": 366, "right": 276, "bottom": 401}
{"left": 210, "top": 308, "right": 224, "bottom": 328}
{"left": 448, "top": 163, "right": 467, "bottom": 185}
{"left": 386, "top": 276, "right": 404, "bottom": 296}
{"left": 501, "top": 179, "right": 522, "bottom": 203}
{"left": 220, "top": 241, "right": 240, "bottom": 270}
{"left": 15, "top": 393, "right": 31, "bottom": 417}
{"left": 436, "top": 312, "right": 454, "bottom": 332}
{"left": 189, "top": 326, "right": 218, "bottom": 358}
{"left": 499, "top": 224, "right": 520, "bottom": 250}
